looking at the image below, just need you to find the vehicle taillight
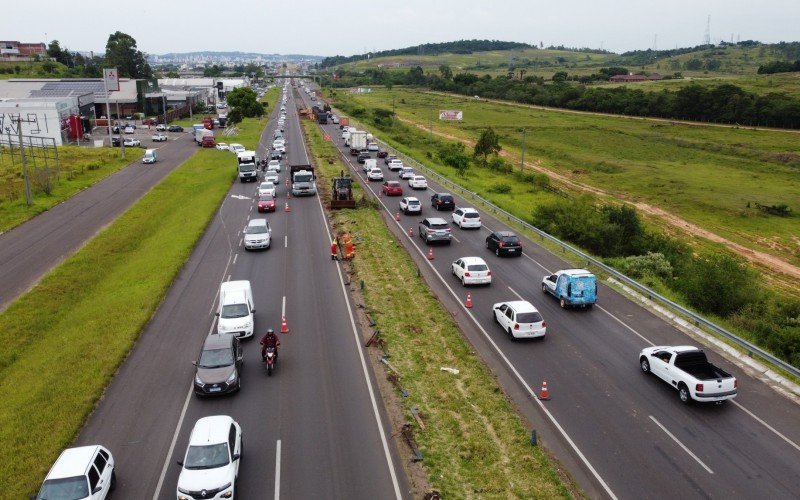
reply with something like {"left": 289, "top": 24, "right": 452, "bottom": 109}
{"left": 499, "top": 242, "right": 505, "bottom": 248}
{"left": 696, "top": 383, "right": 704, "bottom": 392}
{"left": 445, "top": 228, "right": 452, "bottom": 233}
{"left": 514, "top": 323, "right": 519, "bottom": 330}
{"left": 487, "top": 271, "right": 492, "bottom": 276}
{"left": 542, "top": 321, "right": 547, "bottom": 327}
{"left": 464, "top": 272, "right": 471, "bottom": 277}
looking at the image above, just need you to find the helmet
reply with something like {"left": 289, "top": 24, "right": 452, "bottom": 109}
{"left": 267, "top": 328, "right": 274, "bottom": 335}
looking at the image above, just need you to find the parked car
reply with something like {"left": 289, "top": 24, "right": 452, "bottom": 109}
{"left": 243, "top": 218, "right": 271, "bottom": 250}
{"left": 124, "top": 126, "right": 135, "bottom": 134}
{"left": 142, "top": 118, "right": 157, "bottom": 126}
{"left": 382, "top": 180, "right": 403, "bottom": 196}
{"left": 431, "top": 192, "right": 455, "bottom": 211}
{"left": 151, "top": 133, "right": 168, "bottom": 142}
{"left": 193, "top": 334, "right": 243, "bottom": 396}
{"left": 167, "top": 125, "right": 184, "bottom": 132}
{"left": 452, "top": 256, "right": 492, "bottom": 286}
{"left": 110, "top": 136, "right": 121, "bottom": 147}
{"left": 492, "top": 301, "right": 547, "bottom": 339}
{"left": 409, "top": 175, "right": 428, "bottom": 190}
{"left": 399, "top": 196, "right": 421, "bottom": 214}
{"left": 640, "top": 346, "right": 738, "bottom": 404}
{"left": 367, "top": 167, "right": 384, "bottom": 181}
{"left": 486, "top": 231, "right": 522, "bottom": 257}
{"left": 36, "top": 445, "right": 116, "bottom": 500}
{"left": 419, "top": 217, "right": 452, "bottom": 245}
{"left": 452, "top": 207, "right": 482, "bottom": 229}
{"left": 216, "top": 142, "right": 230, "bottom": 151}
{"left": 258, "top": 193, "right": 276, "bottom": 212}
{"left": 123, "top": 138, "right": 140, "bottom": 147}
{"left": 111, "top": 126, "right": 120, "bottom": 134}
{"left": 155, "top": 123, "right": 166, "bottom": 131}
{"left": 176, "top": 416, "right": 241, "bottom": 500}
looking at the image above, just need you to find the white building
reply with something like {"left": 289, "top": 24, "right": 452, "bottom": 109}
{"left": 0, "top": 97, "right": 80, "bottom": 146}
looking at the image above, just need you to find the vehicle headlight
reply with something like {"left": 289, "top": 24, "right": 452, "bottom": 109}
{"left": 218, "top": 323, "right": 229, "bottom": 331}
{"left": 226, "top": 371, "right": 238, "bottom": 383}
{"left": 195, "top": 374, "right": 203, "bottom": 385}
{"left": 220, "top": 483, "right": 233, "bottom": 498}
{"left": 243, "top": 321, "right": 252, "bottom": 329}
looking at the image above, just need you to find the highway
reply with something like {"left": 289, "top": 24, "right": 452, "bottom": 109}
{"left": 75, "top": 84, "right": 408, "bottom": 499}
{"left": 303, "top": 86, "right": 800, "bottom": 499}
{"left": 0, "top": 130, "right": 198, "bottom": 311}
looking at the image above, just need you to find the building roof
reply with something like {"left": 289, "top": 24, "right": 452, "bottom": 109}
{"left": 0, "top": 78, "right": 140, "bottom": 103}
{"left": 158, "top": 77, "right": 215, "bottom": 88}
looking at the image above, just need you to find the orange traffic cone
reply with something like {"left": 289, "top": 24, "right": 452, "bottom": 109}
{"left": 379, "top": 190, "right": 383, "bottom": 197}
{"left": 539, "top": 380, "right": 550, "bottom": 400}
{"left": 465, "top": 293, "right": 473, "bottom": 308}
{"left": 395, "top": 212, "right": 400, "bottom": 221}
{"left": 408, "top": 227, "right": 413, "bottom": 237}
{"left": 280, "top": 316, "right": 289, "bottom": 333}
{"left": 285, "top": 202, "right": 291, "bottom": 212}
{"left": 427, "top": 248, "right": 434, "bottom": 260}
{"left": 287, "top": 190, "right": 291, "bottom": 199}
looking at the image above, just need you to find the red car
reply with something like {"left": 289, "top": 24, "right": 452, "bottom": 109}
{"left": 382, "top": 180, "right": 403, "bottom": 196}
{"left": 142, "top": 118, "right": 158, "bottom": 126}
{"left": 258, "top": 193, "right": 276, "bottom": 212}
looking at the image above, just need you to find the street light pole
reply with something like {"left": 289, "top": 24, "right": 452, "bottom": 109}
{"left": 16, "top": 117, "right": 33, "bottom": 206}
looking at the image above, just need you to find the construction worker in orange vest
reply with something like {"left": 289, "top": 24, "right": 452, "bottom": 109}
{"left": 330, "top": 238, "right": 339, "bottom": 261}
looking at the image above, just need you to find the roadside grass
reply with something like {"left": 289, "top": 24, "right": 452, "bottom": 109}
{"left": 303, "top": 119, "right": 572, "bottom": 498}
{"left": 0, "top": 147, "right": 234, "bottom": 497}
{"left": 334, "top": 88, "right": 800, "bottom": 267}
{"left": 0, "top": 60, "right": 69, "bottom": 79}
{"left": 0, "top": 146, "right": 133, "bottom": 232}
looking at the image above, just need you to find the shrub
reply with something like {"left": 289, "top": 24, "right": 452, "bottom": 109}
{"left": 487, "top": 156, "right": 513, "bottom": 173}
{"left": 488, "top": 183, "right": 512, "bottom": 194}
{"left": 677, "top": 252, "right": 760, "bottom": 316}
{"left": 613, "top": 252, "right": 673, "bottom": 279}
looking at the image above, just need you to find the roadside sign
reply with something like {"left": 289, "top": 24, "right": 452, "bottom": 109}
{"left": 103, "top": 68, "right": 119, "bottom": 91}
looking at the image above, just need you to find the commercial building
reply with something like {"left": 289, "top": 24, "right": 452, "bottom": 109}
{"left": 0, "top": 97, "right": 80, "bottom": 146}
{"left": 0, "top": 41, "right": 46, "bottom": 60}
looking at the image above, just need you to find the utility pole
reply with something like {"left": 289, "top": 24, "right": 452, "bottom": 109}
{"left": 16, "top": 117, "right": 33, "bottom": 206}
{"left": 116, "top": 102, "right": 125, "bottom": 159}
{"left": 520, "top": 128, "right": 526, "bottom": 172}
{"left": 392, "top": 95, "right": 395, "bottom": 122}
{"left": 428, "top": 109, "right": 433, "bottom": 144}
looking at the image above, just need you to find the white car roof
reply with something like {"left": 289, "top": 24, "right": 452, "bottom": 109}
{"left": 456, "top": 207, "right": 479, "bottom": 214}
{"left": 47, "top": 445, "right": 102, "bottom": 479}
{"left": 412, "top": 175, "right": 425, "bottom": 180}
{"left": 459, "top": 256, "right": 487, "bottom": 266}
{"left": 268, "top": 160, "right": 280, "bottom": 164}
{"left": 497, "top": 300, "right": 539, "bottom": 313}
{"left": 189, "top": 415, "right": 234, "bottom": 446}
{"left": 248, "top": 218, "right": 268, "bottom": 227}
{"left": 404, "top": 197, "right": 420, "bottom": 202}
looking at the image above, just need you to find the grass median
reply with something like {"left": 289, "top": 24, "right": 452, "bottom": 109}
{"left": 302, "top": 119, "right": 572, "bottom": 498}
{"left": 0, "top": 148, "right": 234, "bottom": 497}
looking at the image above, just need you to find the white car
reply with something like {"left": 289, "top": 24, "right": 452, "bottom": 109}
{"left": 267, "top": 160, "right": 281, "bottom": 172}
{"left": 492, "top": 301, "right": 547, "bottom": 339}
{"left": 367, "top": 167, "right": 384, "bottom": 181}
{"left": 452, "top": 256, "right": 492, "bottom": 286}
{"left": 387, "top": 159, "right": 404, "bottom": 172}
{"left": 265, "top": 171, "right": 280, "bottom": 185}
{"left": 155, "top": 124, "right": 167, "bottom": 131}
{"left": 37, "top": 445, "right": 116, "bottom": 499}
{"left": 229, "top": 143, "right": 245, "bottom": 155}
{"left": 151, "top": 133, "right": 168, "bottom": 142}
{"left": 123, "top": 126, "right": 135, "bottom": 134}
{"left": 257, "top": 182, "right": 276, "bottom": 197}
{"left": 123, "top": 138, "right": 140, "bottom": 147}
{"left": 452, "top": 207, "right": 482, "bottom": 229}
{"left": 272, "top": 140, "right": 285, "bottom": 153}
{"left": 367, "top": 142, "right": 379, "bottom": 151}
{"left": 216, "top": 142, "right": 229, "bottom": 151}
{"left": 177, "top": 416, "right": 241, "bottom": 500}
{"left": 341, "top": 130, "right": 351, "bottom": 141}
{"left": 399, "top": 167, "right": 414, "bottom": 179}
{"left": 399, "top": 196, "right": 421, "bottom": 214}
{"left": 409, "top": 175, "right": 428, "bottom": 190}
{"left": 244, "top": 218, "right": 271, "bottom": 250}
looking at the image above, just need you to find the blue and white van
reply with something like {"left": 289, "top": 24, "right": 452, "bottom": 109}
{"left": 542, "top": 269, "right": 597, "bottom": 308}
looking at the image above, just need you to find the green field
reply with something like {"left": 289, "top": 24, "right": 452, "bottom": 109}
{"left": 0, "top": 146, "right": 133, "bottom": 232}
{"left": 333, "top": 88, "right": 800, "bottom": 269}
{"left": 0, "top": 145, "right": 234, "bottom": 497}
{"left": 302, "top": 119, "right": 574, "bottom": 498}
{"left": 0, "top": 60, "right": 69, "bottom": 79}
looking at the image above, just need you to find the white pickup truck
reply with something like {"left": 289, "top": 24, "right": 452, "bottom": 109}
{"left": 639, "top": 345, "right": 737, "bottom": 404}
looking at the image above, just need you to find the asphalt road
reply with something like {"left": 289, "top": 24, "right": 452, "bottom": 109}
{"left": 305, "top": 87, "right": 800, "bottom": 500}
{"left": 0, "top": 129, "right": 198, "bottom": 311}
{"left": 75, "top": 83, "right": 408, "bottom": 499}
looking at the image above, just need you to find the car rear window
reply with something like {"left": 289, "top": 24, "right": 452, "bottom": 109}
{"left": 467, "top": 264, "right": 488, "bottom": 271}
{"left": 408, "top": 199, "right": 420, "bottom": 205}
{"left": 429, "top": 222, "right": 448, "bottom": 229}
{"left": 502, "top": 236, "right": 520, "bottom": 244}
{"left": 441, "top": 196, "right": 454, "bottom": 202}
{"left": 516, "top": 311, "right": 543, "bottom": 323}
{"left": 464, "top": 212, "right": 479, "bottom": 218}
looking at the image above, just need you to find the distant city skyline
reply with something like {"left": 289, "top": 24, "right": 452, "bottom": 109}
{"left": 3, "top": 0, "right": 799, "bottom": 57}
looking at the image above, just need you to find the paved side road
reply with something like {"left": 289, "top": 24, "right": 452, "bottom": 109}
{"left": 0, "top": 134, "right": 198, "bottom": 311}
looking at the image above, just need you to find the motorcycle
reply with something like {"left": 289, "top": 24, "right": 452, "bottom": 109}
{"left": 263, "top": 347, "right": 277, "bottom": 376}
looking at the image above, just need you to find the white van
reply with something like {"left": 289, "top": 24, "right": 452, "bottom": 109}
{"left": 363, "top": 158, "right": 377, "bottom": 173}
{"left": 217, "top": 280, "right": 254, "bottom": 338}
{"left": 142, "top": 149, "right": 157, "bottom": 164}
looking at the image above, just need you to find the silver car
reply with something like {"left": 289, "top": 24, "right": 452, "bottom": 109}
{"left": 419, "top": 217, "right": 452, "bottom": 245}
{"left": 244, "top": 219, "right": 271, "bottom": 250}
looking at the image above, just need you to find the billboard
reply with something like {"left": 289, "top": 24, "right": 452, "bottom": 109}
{"left": 439, "top": 110, "right": 463, "bottom": 121}
{"left": 103, "top": 68, "right": 119, "bottom": 91}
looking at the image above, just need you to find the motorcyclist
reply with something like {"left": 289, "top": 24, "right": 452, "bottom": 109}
{"left": 260, "top": 329, "right": 280, "bottom": 360}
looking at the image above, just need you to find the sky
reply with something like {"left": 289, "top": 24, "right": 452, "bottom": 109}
{"left": 3, "top": 0, "right": 799, "bottom": 57}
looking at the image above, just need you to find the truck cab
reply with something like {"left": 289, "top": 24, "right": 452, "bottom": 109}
{"left": 237, "top": 151, "right": 258, "bottom": 182}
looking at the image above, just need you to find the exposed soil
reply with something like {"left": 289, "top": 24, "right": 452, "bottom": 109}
{"left": 396, "top": 116, "right": 800, "bottom": 281}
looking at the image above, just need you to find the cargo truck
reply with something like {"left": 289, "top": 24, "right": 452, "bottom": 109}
{"left": 237, "top": 151, "right": 259, "bottom": 182}
{"left": 195, "top": 128, "right": 214, "bottom": 145}
{"left": 203, "top": 116, "right": 213, "bottom": 129}
{"left": 349, "top": 131, "right": 367, "bottom": 155}
{"left": 290, "top": 164, "right": 317, "bottom": 196}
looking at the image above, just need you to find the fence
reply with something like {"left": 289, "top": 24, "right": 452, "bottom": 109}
{"left": 370, "top": 135, "right": 800, "bottom": 378}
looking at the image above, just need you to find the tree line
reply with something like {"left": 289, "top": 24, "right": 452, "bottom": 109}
{"left": 757, "top": 60, "right": 800, "bottom": 74}
{"left": 323, "top": 67, "right": 800, "bottom": 128}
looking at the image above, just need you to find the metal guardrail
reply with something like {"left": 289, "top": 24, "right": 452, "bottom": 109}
{"left": 368, "top": 135, "right": 800, "bottom": 378}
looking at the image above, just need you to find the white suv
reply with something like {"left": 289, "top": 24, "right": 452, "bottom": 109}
{"left": 177, "top": 416, "right": 242, "bottom": 500}
{"left": 37, "top": 445, "right": 116, "bottom": 499}
{"left": 452, "top": 207, "right": 482, "bottom": 229}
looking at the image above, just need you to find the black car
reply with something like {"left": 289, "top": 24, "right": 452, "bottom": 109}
{"left": 193, "top": 334, "right": 243, "bottom": 396}
{"left": 431, "top": 192, "right": 455, "bottom": 211}
{"left": 357, "top": 151, "right": 371, "bottom": 164}
{"left": 167, "top": 125, "right": 184, "bottom": 132}
{"left": 110, "top": 136, "right": 121, "bottom": 147}
{"left": 377, "top": 149, "right": 388, "bottom": 158}
{"left": 270, "top": 149, "right": 283, "bottom": 160}
{"left": 486, "top": 231, "right": 523, "bottom": 257}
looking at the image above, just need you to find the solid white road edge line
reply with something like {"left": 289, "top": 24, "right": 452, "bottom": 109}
{"left": 274, "top": 439, "right": 282, "bottom": 500}
{"left": 281, "top": 295, "right": 286, "bottom": 319}
{"left": 313, "top": 172, "right": 403, "bottom": 500}
{"left": 649, "top": 415, "right": 714, "bottom": 474}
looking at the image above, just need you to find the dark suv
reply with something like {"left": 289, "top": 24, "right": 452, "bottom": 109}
{"left": 357, "top": 151, "right": 371, "bottom": 164}
{"left": 431, "top": 192, "right": 455, "bottom": 211}
{"left": 486, "top": 231, "right": 522, "bottom": 257}
{"left": 193, "top": 334, "right": 243, "bottom": 396}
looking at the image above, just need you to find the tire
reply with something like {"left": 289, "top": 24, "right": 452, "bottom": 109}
{"left": 542, "top": 283, "right": 547, "bottom": 293}
{"left": 507, "top": 327, "right": 516, "bottom": 340}
{"left": 495, "top": 248, "right": 500, "bottom": 257}
{"left": 461, "top": 277, "right": 466, "bottom": 286}
{"left": 560, "top": 298, "right": 566, "bottom": 309}
{"left": 678, "top": 384, "right": 691, "bottom": 404}
{"left": 267, "top": 364, "right": 273, "bottom": 376}
{"left": 485, "top": 240, "right": 490, "bottom": 249}
{"left": 110, "top": 470, "right": 117, "bottom": 491}
{"left": 640, "top": 357, "right": 650, "bottom": 374}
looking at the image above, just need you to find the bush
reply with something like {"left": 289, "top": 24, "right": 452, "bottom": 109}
{"left": 678, "top": 252, "right": 760, "bottom": 316}
{"left": 488, "top": 183, "right": 512, "bottom": 194}
{"left": 487, "top": 156, "right": 513, "bottom": 173}
{"left": 612, "top": 252, "right": 673, "bottom": 279}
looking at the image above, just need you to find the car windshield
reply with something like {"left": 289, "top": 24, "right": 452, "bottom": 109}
{"left": 37, "top": 476, "right": 89, "bottom": 500}
{"left": 220, "top": 303, "right": 249, "bottom": 319}
{"left": 295, "top": 174, "right": 312, "bottom": 182}
{"left": 259, "top": 195, "right": 273, "bottom": 202}
{"left": 516, "top": 312, "right": 543, "bottom": 323}
{"left": 246, "top": 225, "right": 269, "bottom": 234}
{"left": 184, "top": 443, "right": 230, "bottom": 470}
{"left": 467, "top": 264, "right": 488, "bottom": 271}
{"left": 239, "top": 164, "right": 256, "bottom": 172}
{"left": 198, "top": 347, "right": 234, "bottom": 368}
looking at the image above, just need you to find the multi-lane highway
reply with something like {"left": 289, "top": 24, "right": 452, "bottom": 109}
{"left": 75, "top": 84, "right": 407, "bottom": 499}
{"left": 302, "top": 86, "right": 800, "bottom": 499}
{"left": 0, "top": 131, "right": 197, "bottom": 311}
